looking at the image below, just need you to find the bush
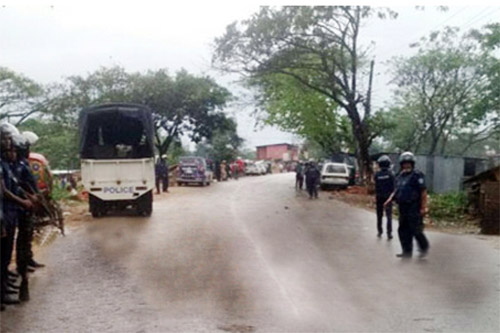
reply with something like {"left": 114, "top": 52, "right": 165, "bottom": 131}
{"left": 51, "top": 184, "right": 70, "bottom": 201}
{"left": 428, "top": 192, "right": 467, "bottom": 221}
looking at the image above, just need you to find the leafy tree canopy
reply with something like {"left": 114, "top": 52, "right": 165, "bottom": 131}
{"left": 387, "top": 25, "right": 500, "bottom": 156}
{"left": 0, "top": 66, "right": 44, "bottom": 125}
{"left": 214, "top": 6, "right": 397, "bottom": 180}
{"left": 18, "top": 118, "right": 79, "bottom": 170}
{"left": 45, "top": 66, "right": 233, "bottom": 156}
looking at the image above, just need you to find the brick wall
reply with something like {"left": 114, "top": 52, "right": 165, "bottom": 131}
{"left": 256, "top": 144, "right": 299, "bottom": 161}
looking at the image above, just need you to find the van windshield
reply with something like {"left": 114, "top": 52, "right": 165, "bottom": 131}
{"left": 180, "top": 157, "right": 203, "bottom": 165}
{"left": 326, "top": 164, "right": 346, "bottom": 174}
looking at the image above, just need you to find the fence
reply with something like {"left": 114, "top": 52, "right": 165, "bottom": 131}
{"left": 383, "top": 154, "right": 493, "bottom": 194}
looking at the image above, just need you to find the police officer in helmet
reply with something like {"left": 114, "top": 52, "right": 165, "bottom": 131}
{"left": 385, "top": 152, "right": 430, "bottom": 258}
{"left": 305, "top": 159, "right": 320, "bottom": 199}
{"left": 1, "top": 126, "right": 34, "bottom": 307}
{"left": 374, "top": 155, "right": 394, "bottom": 239}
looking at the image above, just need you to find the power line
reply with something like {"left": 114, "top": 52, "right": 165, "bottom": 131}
{"left": 461, "top": 8, "right": 500, "bottom": 30}
{"left": 393, "top": 6, "right": 472, "bottom": 52}
{"left": 460, "top": 7, "right": 492, "bottom": 28}
{"left": 428, "top": 6, "right": 469, "bottom": 32}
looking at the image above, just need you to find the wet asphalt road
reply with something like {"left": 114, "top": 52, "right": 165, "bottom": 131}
{"left": 1, "top": 173, "right": 500, "bottom": 333}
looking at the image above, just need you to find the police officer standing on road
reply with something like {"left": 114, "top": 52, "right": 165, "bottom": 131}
{"left": 155, "top": 155, "right": 168, "bottom": 194}
{"left": 385, "top": 152, "right": 430, "bottom": 258}
{"left": 1, "top": 126, "right": 34, "bottom": 308}
{"left": 12, "top": 134, "right": 44, "bottom": 302}
{"left": 305, "top": 160, "right": 320, "bottom": 199}
{"left": 374, "top": 155, "right": 395, "bottom": 240}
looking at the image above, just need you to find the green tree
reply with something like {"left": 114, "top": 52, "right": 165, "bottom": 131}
{"left": 45, "top": 66, "right": 133, "bottom": 126}
{"left": 0, "top": 67, "right": 44, "bottom": 125}
{"left": 132, "top": 70, "right": 232, "bottom": 156}
{"left": 250, "top": 73, "right": 355, "bottom": 156}
{"left": 45, "top": 67, "right": 232, "bottom": 156}
{"left": 388, "top": 25, "right": 500, "bottom": 156}
{"left": 194, "top": 117, "right": 244, "bottom": 162}
{"left": 213, "top": 6, "right": 397, "bottom": 181}
{"left": 18, "top": 118, "right": 79, "bottom": 170}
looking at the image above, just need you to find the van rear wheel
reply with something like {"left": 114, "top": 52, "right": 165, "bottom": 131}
{"left": 138, "top": 191, "right": 153, "bottom": 217}
{"left": 89, "top": 195, "right": 103, "bottom": 218}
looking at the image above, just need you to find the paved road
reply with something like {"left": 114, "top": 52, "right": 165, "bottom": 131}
{"left": 2, "top": 173, "right": 499, "bottom": 332}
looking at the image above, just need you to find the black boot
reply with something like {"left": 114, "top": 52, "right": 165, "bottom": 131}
{"left": 19, "top": 279, "right": 29, "bottom": 302}
{"left": 2, "top": 294, "right": 20, "bottom": 305}
{"left": 8, "top": 270, "right": 19, "bottom": 278}
{"left": 7, "top": 281, "right": 20, "bottom": 289}
{"left": 28, "top": 259, "right": 45, "bottom": 268}
{"left": 5, "top": 287, "right": 18, "bottom": 295}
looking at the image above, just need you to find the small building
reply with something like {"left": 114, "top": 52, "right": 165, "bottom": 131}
{"left": 370, "top": 153, "right": 494, "bottom": 194}
{"left": 256, "top": 143, "right": 299, "bottom": 161}
{"left": 463, "top": 166, "right": 500, "bottom": 235}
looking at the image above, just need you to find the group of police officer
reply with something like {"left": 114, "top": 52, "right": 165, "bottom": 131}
{"left": 374, "top": 152, "right": 430, "bottom": 258}
{"left": 1, "top": 123, "right": 46, "bottom": 311}
{"left": 295, "top": 160, "right": 322, "bottom": 199}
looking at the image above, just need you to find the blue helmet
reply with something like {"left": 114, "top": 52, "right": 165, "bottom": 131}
{"left": 399, "top": 151, "right": 416, "bottom": 165}
{"left": 377, "top": 155, "right": 391, "bottom": 168}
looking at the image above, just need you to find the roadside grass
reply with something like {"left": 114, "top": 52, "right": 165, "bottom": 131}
{"left": 427, "top": 192, "right": 479, "bottom": 232}
{"left": 51, "top": 184, "right": 70, "bottom": 201}
{"left": 428, "top": 192, "right": 467, "bottom": 221}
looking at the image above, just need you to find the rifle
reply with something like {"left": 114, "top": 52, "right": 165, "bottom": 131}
{"left": 17, "top": 178, "right": 65, "bottom": 235}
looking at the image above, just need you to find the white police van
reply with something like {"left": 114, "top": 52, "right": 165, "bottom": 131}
{"left": 79, "top": 104, "right": 155, "bottom": 217}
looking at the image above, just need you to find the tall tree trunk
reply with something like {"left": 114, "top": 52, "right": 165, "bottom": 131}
{"left": 358, "top": 130, "right": 373, "bottom": 184}
{"left": 440, "top": 133, "right": 449, "bottom": 155}
{"left": 350, "top": 115, "right": 373, "bottom": 185}
{"left": 428, "top": 128, "right": 440, "bottom": 156}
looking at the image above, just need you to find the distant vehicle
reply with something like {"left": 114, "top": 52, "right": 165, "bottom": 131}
{"left": 177, "top": 156, "right": 213, "bottom": 186}
{"left": 245, "top": 162, "right": 260, "bottom": 176}
{"left": 320, "top": 162, "right": 350, "bottom": 190}
{"left": 255, "top": 161, "right": 268, "bottom": 175}
{"left": 79, "top": 103, "right": 155, "bottom": 217}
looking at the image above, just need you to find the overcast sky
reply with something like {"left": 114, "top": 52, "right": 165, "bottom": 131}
{"left": 1, "top": 2, "right": 499, "bottom": 150}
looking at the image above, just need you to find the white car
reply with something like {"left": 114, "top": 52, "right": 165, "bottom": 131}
{"left": 255, "top": 161, "right": 268, "bottom": 175}
{"left": 320, "top": 162, "right": 350, "bottom": 189}
{"left": 245, "top": 163, "right": 260, "bottom": 175}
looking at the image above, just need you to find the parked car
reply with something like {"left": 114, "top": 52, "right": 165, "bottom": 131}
{"left": 177, "top": 156, "right": 213, "bottom": 186}
{"left": 245, "top": 162, "right": 260, "bottom": 176}
{"left": 255, "top": 161, "right": 268, "bottom": 175}
{"left": 320, "top": 162, "right": 350, "bottom": 189}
